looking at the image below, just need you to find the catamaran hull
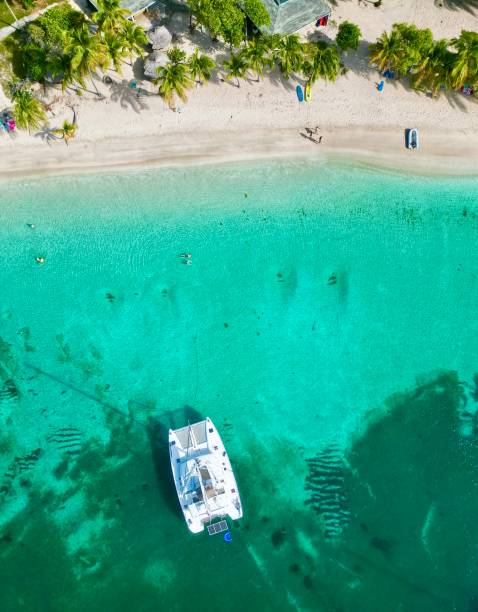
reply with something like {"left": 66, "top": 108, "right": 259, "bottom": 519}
{"left": 169, "top": 418, "right": 243, "bottom": 534}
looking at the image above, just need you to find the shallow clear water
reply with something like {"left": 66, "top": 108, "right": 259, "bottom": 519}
{"left": 0, "top": 161, "right": 477, "bottom": 611}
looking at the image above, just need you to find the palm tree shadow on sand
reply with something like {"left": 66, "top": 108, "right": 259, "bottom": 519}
{"left": 107, "top": 78, "right": 150, "bottom": 112}
{"left": 146, "top": 404, "right": 205, "bottom": 519}
{"left": 443, "top": 0, "right": 478, "bottom": 14}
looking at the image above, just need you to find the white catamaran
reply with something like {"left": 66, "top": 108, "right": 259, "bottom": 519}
{"left": 169, "top": 418, "right": 243, "bottom": 534}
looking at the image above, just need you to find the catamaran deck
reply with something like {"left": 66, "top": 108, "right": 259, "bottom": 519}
{"left": 169, "top": 418, "right": 243, "bottom": 534}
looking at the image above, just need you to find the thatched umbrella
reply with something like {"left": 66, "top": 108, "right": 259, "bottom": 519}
{"left": 147, "top": 26, "right": 172, "bottom": 50}
{"left": 144, "top": 51, "right": 169, "bottom": 78}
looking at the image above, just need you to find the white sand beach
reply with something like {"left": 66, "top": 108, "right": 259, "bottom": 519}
{"left": 1, "top": 0, "right": 478, "bottom": 178}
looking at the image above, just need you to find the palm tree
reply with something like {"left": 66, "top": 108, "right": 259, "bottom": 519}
{"left": 47, "top": 52, "right": 77, "bottom": 93}
{"left": 121, "top": 20, "right": 148, "bottom": 66}
{"left": 223, "top": 52, "right": 247, "bottom": 87}
{"left": 63, "top": 24, "right": 107, "bottom": 96}
{"left": 411, "top": 39, "right": 453, "bottom": 96}
{"left": 10, "top": 87, "right": 46, "bottom": 133}
{"left": 154, "top": 61, "right": 193, "bottom": 109}
{"left": 450, "top": 30, "right": 478, "bottom": 89}
{"left": 54, "top": 120, "right": 77, "bottom": 145}
{"left": 302, "top": 43, "right": 341, "bottom": 86}
{"left": 92, "top": 0, "right": 130, "bottom": 34}
{"left": 104, "top": 32, "right": 128, "bottom": 73}
{"left": 273, "top": 35, "right": 304, "bottom": 80}
{"left": 393, "top": 23, "right": 432, "bottom": 73}
{"left": 188, "top": 49, "right": 216, "bottom": 84}
{"left": 167, "top": 46, "right": 187, "bottom": 65}
{"left": 242, "top": 38, "right": 270, "bottom": 81}
{"left": 369, "top": 29, "right": 403, "bottom": 73}
{"left": 263, "top": 33, "right": 282, "bottom": 55}
{"left": 3, "top": 0, "right": 18, "bottom": 23}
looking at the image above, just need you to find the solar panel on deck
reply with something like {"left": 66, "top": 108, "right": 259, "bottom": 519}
{"left": 207, "top": 520, "right": 228, "bottom": 535}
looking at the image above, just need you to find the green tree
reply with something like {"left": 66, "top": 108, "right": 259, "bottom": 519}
{"left": 223, "top": 51, "right": 247, "bottom": 87}
{"left": 22, "top": 45, "right": 50, "bottom": 82}
{"left": 48, "top": 52, "right": 77, "bottom": 92}
{"left": 63, "top": 24, "right": 107, "bottom": 96}
{"left": 336, "top": 21, "right": 361, "bottom": 52}
{"left": 154, "top": 60, "right": 193, "bottom": 108}
{"left": 3, "top": 0, "right": 18, "bottom": 23}
{"left": 188, "top": 49, "right": 216, "bottom": 84}
{"left": 92, "top": 0, "right": 129, "bottom": 34}
{"left": 393, "top": 23, "right": 432, "bottom": 74}
{"left": 10, "top": 85, "right": 46, "bottom": 132}
{"left": 302, "top": 42, "right": 341, "bottom": 85}
{"left": 121, "top": 20, "right": 148, "bottom": 66}
{"left": 242, "top": 37, "right": 270, "bottom": 81}
{"left": 273, "top": 34, "right": 304, "bottom": 79}
{"left": 104, "top": 32, "right": 128, "bottom": 73}
{"left": 37, "top": 5, "right": 85, "bottom": 53}
{"left": 450, "top": 30, "right": 478, "bottom": 88}
{"left": 54, "top": 119, "right": 77, "bottom": 144}
{"left": 167, "top": 46, "right": 187, "bottom": 65}
{"left": 369, "top": 29, "right": 403, "bottom": 73}
{"left": 411, "top": 39, "right": 453, "bottom": 95}
{"left": 242, "top": 0, "right": 270, "bottom": 29}
{"left": 187, "top": 0, "right": 243, "bottom": 46}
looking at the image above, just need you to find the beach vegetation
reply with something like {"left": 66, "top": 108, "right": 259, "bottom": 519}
{"left": 240, "top": 37, "right": 270, "bottom": 81}
{"left": 369, "top": 28, "right": 404, "bottom": 74}
{"left": 336, "top": 21, "right": 361, "bottom": 52}
{"left": 188, "top": 48, "right": 216, "bottom": 84}
{"left": 242, "top": 0, "right": 270, "bottom": 32}
{"left": 410, "top": 38, "right": 453, "bottom": 95}
{"left": 302, "top": 41, "right": 341, "bottom": 85}
{"left": 222, "top": 51, "right": 248, "bottom": 86}
{"left": 121, "top": 20, "right": 148, "bottom": 65}
{"left": 450, "top": 30, "right": 478, "bottom": 89}
{"left": 2, "top": 1, "right": 147, "bottom": 95}
{"left": 53, "top": 118, "right": 76, "bottom": 144}
{"left": 63, "top": 22, "right": 107, "bottom": 96}
{"left": 268, "top": 33, "right": 304, "bottom": 80}
{"left": 186, "top": 0, "right": 269, "bottom": 47}
{"left": 103, "top": 32, "right": 128, "bottom": 73}
{"left": 167, "top": 46, "right": 187, "bottom": 65}
{"left": 0, "top": 0, "right": 56, "bottom": 27}
{"left": 92, "top": 0, "right": 129, "bottom": 35}
{"left": 370, "top": 24, "right": 478, "bottom": 95}
{"left": 154, "top": 52, "right": 194, "bottom": 108}
{"left": 9, "top": 81, "right": 46, "bottom": 131}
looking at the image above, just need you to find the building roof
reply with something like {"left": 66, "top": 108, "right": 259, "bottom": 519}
{"left": 258, "top": 0, "right": 330, "bottom": 35}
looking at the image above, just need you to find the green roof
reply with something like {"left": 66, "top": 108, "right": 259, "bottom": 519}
{"left": 259, "top": 0, "right": 330, "bottom": 34}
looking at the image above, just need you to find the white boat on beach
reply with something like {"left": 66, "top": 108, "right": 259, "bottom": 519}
{"left": 407, "top": 127, "right": 419, "bottom": 149}
{"left": 169, "top": 418, "right": 243, "bottom": 534}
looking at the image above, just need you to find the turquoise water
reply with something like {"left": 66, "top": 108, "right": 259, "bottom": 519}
{"left": 0, "top": 160, "right": 477, "bottom": 611}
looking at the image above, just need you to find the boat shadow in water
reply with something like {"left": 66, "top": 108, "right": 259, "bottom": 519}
{"left": 146, "top": 405, "right": 205, "bottom": 520}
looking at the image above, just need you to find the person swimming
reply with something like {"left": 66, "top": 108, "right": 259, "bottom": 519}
{"left": 27, "top": 223, "right": 36, "bottom": 229}
{"left": 35, "top": 256, "right": 45, "bottom": 264}
{"left": 180, "top": 253, "right": 192, "bottom": 258}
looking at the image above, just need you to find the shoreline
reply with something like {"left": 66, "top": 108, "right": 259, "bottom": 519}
{"left": 1, "top": 126, "right": 478, "bottom": 181}
{"left": 2, "top": 0, "right": 478, "bottom": 183}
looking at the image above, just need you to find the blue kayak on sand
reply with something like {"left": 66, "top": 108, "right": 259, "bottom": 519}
{"left": 296, "top": 85, "right": 304, "bottom": 102}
